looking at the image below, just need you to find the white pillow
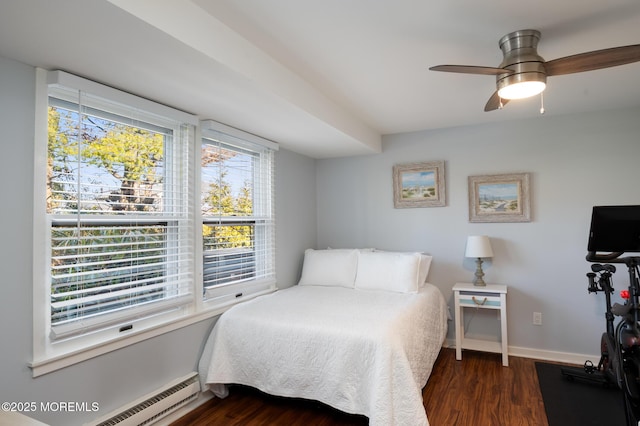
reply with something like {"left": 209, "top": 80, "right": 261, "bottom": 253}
{"left": 354, "top": 251, "right": 422, "bottom": 293}
{"left": 298, "top": 249, "right": 358, "bottom": 288}
{"left": 418, "top": 254, "right": 433, "bottom": 286}
{"left": 373, "top": 250, "right": 432, "bottom": 286}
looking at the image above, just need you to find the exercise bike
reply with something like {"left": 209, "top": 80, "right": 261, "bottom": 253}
{"left": 560, "top": 262, "right": 618, "bottom": 387}
{"left": 561, "top": 252, "right": 640, "bottom": 426}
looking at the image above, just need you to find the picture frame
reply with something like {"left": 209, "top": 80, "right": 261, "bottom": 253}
{"left": 468, "top": 172, "right": 531, "bottom": 222}
{"left": 393, "top": 160, "right": 446, "bottom": 208}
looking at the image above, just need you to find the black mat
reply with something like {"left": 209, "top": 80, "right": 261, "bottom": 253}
{"left": 536, "top": 362, "right": 626, "bottom": 426}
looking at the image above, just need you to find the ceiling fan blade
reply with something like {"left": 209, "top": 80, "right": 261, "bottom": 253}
{"left": 429, "top": 65, "right": 513, "bottom": 75}
{"left": 545, "top": 44, "right": 640, "bottom": 76}
{"left": 484, "top": 92, "right": 509, "bottom": 112}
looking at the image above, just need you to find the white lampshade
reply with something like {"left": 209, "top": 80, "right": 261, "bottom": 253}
{"left": 465, "top": 235, "right": 494, "bottom": 258}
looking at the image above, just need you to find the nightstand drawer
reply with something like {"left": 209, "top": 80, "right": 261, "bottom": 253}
{"left": 458, "top": 291, "right": 502, "bottom": 308}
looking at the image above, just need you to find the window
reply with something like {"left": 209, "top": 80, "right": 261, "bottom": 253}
{"left": 32, "top": 73, "right": 277, "bottom": 376}
{"left": 38, "top": 71, "right": 196, "bottom": 349}
{"left": 200, "top": 120, "right": 277, "bottom": 306}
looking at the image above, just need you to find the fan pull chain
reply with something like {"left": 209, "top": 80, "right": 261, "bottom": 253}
{"left": 499, "top": 97, "right": 504, "bottom": 109}
{"left": 540, "top": 92, "right": 545, "bottom": 114}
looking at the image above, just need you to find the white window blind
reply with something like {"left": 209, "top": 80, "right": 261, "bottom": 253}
{"left": 46, "top": 73, "right": 195, "bottom": 340}
{"left": 200, "top": 121, "right": 277, "bottom": 304}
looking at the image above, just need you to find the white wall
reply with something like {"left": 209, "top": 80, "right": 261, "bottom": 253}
{"left": 316, "top": 108, "right": 640, "bottom": 360}
{"left": 275, "top": 148, "right": 318, "bottom": 288}
{"left": 0, "top": 55, "right": 317, "bottom": 425}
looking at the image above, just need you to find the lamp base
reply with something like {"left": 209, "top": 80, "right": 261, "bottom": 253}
{"left": 473, "top": 258, "right": 486, "bottom": 286}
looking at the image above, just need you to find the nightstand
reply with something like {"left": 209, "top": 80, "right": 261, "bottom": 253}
{"left": 453, "top": 282, "right": 508, "bottom": 366}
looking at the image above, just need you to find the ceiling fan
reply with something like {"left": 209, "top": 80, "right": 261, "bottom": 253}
{"left": 430, "top": 29, "right": 640, "bottom": 112}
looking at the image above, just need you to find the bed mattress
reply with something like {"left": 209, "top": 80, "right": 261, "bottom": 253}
{"left": 198, "top": 283, "right": 448, "bottom": 426}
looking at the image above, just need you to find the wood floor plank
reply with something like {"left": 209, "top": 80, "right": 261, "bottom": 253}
{"left": 171, "top": 348, "right": 550, "bottom": 425}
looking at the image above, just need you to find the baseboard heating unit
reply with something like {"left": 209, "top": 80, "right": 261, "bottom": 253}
{"left": 87, "top": 372, "right": 200, "bottom": 426}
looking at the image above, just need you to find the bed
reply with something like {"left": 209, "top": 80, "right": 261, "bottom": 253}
{"left": 198, "top": 248, "right": 448, "bottom": 426}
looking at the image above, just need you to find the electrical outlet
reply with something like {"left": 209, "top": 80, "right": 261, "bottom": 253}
{"left": 533, "top": 312, "right": 542, "bottom": 326}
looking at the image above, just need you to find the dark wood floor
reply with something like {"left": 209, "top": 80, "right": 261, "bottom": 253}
{"left": 171, "top": 348, "right": 550, "bottom": 425}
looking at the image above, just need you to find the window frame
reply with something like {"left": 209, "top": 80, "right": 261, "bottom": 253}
{"left": 45, "top": 94, "right": 194, "bottom": 342}
{"left": 32, "top": 70, "right": 202, "bottom": 376}
{"left": 199, "top": 120, "right": 278, "bottom": 310}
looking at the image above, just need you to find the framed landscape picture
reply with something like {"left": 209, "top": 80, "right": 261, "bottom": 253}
{"left": 468, "top": 173, "right": 531, "bottom": 222}
{"left": 393, "top": 160, "right": 446, "bottom": 208}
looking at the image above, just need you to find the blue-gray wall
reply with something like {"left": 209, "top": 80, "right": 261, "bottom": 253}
{"left": 316, "top": 108, "right": 640, "bottom": 360}
{"left": 3, "top": 49, "right": 640, "bottom": 424}
{"left": 0, "top": 55, "right": 317, "bottom": 425}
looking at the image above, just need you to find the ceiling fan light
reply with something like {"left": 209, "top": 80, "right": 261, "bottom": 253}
{"left": 498, "top": 81, "right": 546, "bottom": 100}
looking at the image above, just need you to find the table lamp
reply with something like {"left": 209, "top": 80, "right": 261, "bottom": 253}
{"left": 465, "top": 235, "right": 494, "bottom": 286}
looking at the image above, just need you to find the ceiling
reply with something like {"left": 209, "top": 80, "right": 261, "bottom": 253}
{"left": 1, "top": 0, "right": 639, "bottom": 158}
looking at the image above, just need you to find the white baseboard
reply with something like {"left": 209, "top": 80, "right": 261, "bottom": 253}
{"left": 508, "top": 345, "right": 599, "bottom": 365}
{"left": 443, "top": 338, "right": 599, "bottom": 365}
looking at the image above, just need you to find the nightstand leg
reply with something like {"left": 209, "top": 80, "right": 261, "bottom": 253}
{"left": 500, "top": 293, "right": 508, "bottom": 366}
{"left": 454, "top": 293, "right": 462, "bottom": 360}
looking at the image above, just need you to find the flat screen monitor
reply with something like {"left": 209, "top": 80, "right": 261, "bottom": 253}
{"left": 588, "top": 205, "right": 640, "bottom": 253}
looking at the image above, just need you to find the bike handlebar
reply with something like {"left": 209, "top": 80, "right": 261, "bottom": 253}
{"left": 586, "top": 251, "right": 626, "bottom": 262}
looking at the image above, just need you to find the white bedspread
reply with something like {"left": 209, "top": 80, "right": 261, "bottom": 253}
{"left": 198, "top": 283, "right": 448, "bottom": 426}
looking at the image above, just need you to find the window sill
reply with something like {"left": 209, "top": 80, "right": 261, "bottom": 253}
{"left": 30, "top": 287, "right": 276, "bottom": 377}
